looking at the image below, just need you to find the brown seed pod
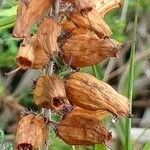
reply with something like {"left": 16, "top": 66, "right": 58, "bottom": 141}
{"left": 65, "top": 72, "right": 130, "bottom": 117}
{"left": 62, "top": 33, "right": 121, "bottom": 68}
{"left": 16, "top": 36, "right": 49, "bottom": 70}
{"left": 70, "top": 9, "right": 112, "bottom": 37}
{"left": 57, "top": 107, "right": 112, "bottom": 145}
{"left": 37, "top": 18, "right": 61, "bottom": 55}
{"left": 13, "top": 0, "right": 54, "bottom": 38}
{"left": 15, "top": 114, "right": 48, "bottom": 150}
{"left": 34, "top": 75, "right": 67, "bottom": 110}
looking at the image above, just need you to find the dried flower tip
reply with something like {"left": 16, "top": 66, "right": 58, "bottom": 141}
{"left": 37, "top": 18, "right": 61, "bottom": 55}
{"left": 62, "top": 33, "right": 121, "bottom": 67}
{"left": 16, "top": 36, "right": 49, "bottom": 69}
{"left": 98, "top": 0, "right": 123, "bottom": 17}
{"left": 65, "top": 72, "right": 130, "bottom": 117}
{"left": 13, "top": 0, "right": 54, "bottom": 38}
{"left": 34, "top": 75, "right": 67, "bottom": 110}
{"left": 15, "top": 114, "right": 48, "bottom": 150}
{"left": 57, "top": 107, "right": 111, "bottom": 145}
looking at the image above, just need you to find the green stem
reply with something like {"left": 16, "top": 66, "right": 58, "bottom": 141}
{"left": 125, "top": 0, "right": 139, "bottom": 150}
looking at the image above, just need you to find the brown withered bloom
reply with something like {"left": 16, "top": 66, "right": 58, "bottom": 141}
{"left": 34, "top": 75, "right": 67, "bottom": 110}
{"left": 37, "top": 18, "right": 61, "bottom": 55}
{"left": 70, "top": 9, "right": 112, "bottom": 38}
{"left": 65, "top": 72, "right": 130, "bottom": 117}
{"left": 13, "top": 0, "right": 54, "bottom": 38}
{"left": 62, "top": 32, "right": 121, "bottom": 68}
{"left": 57, "top": 107, "right": 112, "bottom": 145}
{"left": 16, "top": 36, "right": 49, "bottom": 70}
{"left": 15, "top": 114, "right": 48, "bottom": 150}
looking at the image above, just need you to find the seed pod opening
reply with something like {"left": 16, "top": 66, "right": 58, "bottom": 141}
{"left": 13, "top": 0, "right": 54, "bottom": 38}
{"left": 16, "top": 36, "right": 49, "bottom": 69}
{"left": 34, "top": 75, "right": 67, "bottom": 110}
{"left": 37, "top": 18, "right": 61, "bottom": 55}
{"left": 57, "top": 107, "right": 111, "bottom": 145}
{"left": 15, "top": 114, "right": 48, "bottom": 150}
{"left": 65, "top": 72, "right": 130, "bottom": 116}
{"left": 62, "top": 33, "right": 121, "bottom": 67}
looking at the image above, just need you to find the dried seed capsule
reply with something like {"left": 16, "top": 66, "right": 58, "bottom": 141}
{"left": 65, "top": 72, "right": 130, "bottom": 116}
{"left": 57, "top": 107, "right": 111, "bottom": 145}
{"left": 62, "top": 33, "right": 120, "bottom": 68}
{"left": 15, "top": 114, "right": 48, "bottom": 150}
{"left": 37, "top": 18, "right": 61, "bottom": 55}
{"left": 16, "top": 36, "right": 49, "bottom": 70}
{"left": 34, "top": 75, "right": 67, "bottom": 110}
{"left": 70, "top": 9, "right": 112, "bottom": 37}
{"left": 13, "top": 0, "right": 54, "bottom": 38}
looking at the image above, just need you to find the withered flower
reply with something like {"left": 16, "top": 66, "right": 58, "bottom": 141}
{"left": 34, "top": 75, "right": 67, "bottom": 110}
{"left": 15, "top": 114, "right": 47, "bottom": 150}
{"left": 57, "top": 107, "right": 112, "bottom": 145}
{"left": 13, "top": 0, "right": 54, "bottom": 38}
{"left": 62, "top": 33, "right": 121, "bottom": 67}
{"left": 37, "top": 18, "right": 61, "bottom": 55}
{"left": 70, "top": 9, "right": 112, "bottom": 37}
{"left": 16, "top": 36, "right": 49, "bottom": 70}
{"left": 65, "top": 72, "right": 130, "bottom": 116}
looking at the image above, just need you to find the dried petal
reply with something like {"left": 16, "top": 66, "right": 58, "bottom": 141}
{"left": 65, "top": 72, "right": 130, "bottom": 116}
{"left": 34, "top": 75, "right": 67, "bottom": 110}
{"left": 13, "top": 0, "right": 54, "bottom": 38}
{"left": 57, "top": 107, "right": 111, "bottom": 145}
{"left": 62, "top": 33, "right": 121, "bottom": 67}
{"left": 37, "top": 18, "right": 61, "bottom": 55}
{"left": 15, "top": 114, "right": 47, "bottom": 150}
{"left": 16, "top": 36, "right": 49, "bottom": 69}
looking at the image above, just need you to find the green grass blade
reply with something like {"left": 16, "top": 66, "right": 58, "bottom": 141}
{"left": 92, "top": 65, "right": 104, "bottom": 80}
{"left": 125, "top": 0, "right": 139, "bottom": 150}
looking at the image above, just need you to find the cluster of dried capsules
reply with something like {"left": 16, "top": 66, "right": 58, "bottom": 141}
{"left": 12, "top": 0, "right": 129, "bottom": 149}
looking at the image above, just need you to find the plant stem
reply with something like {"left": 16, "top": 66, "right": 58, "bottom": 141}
{"left": 125, "top": 0, "right": 139, "bottom": 150}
